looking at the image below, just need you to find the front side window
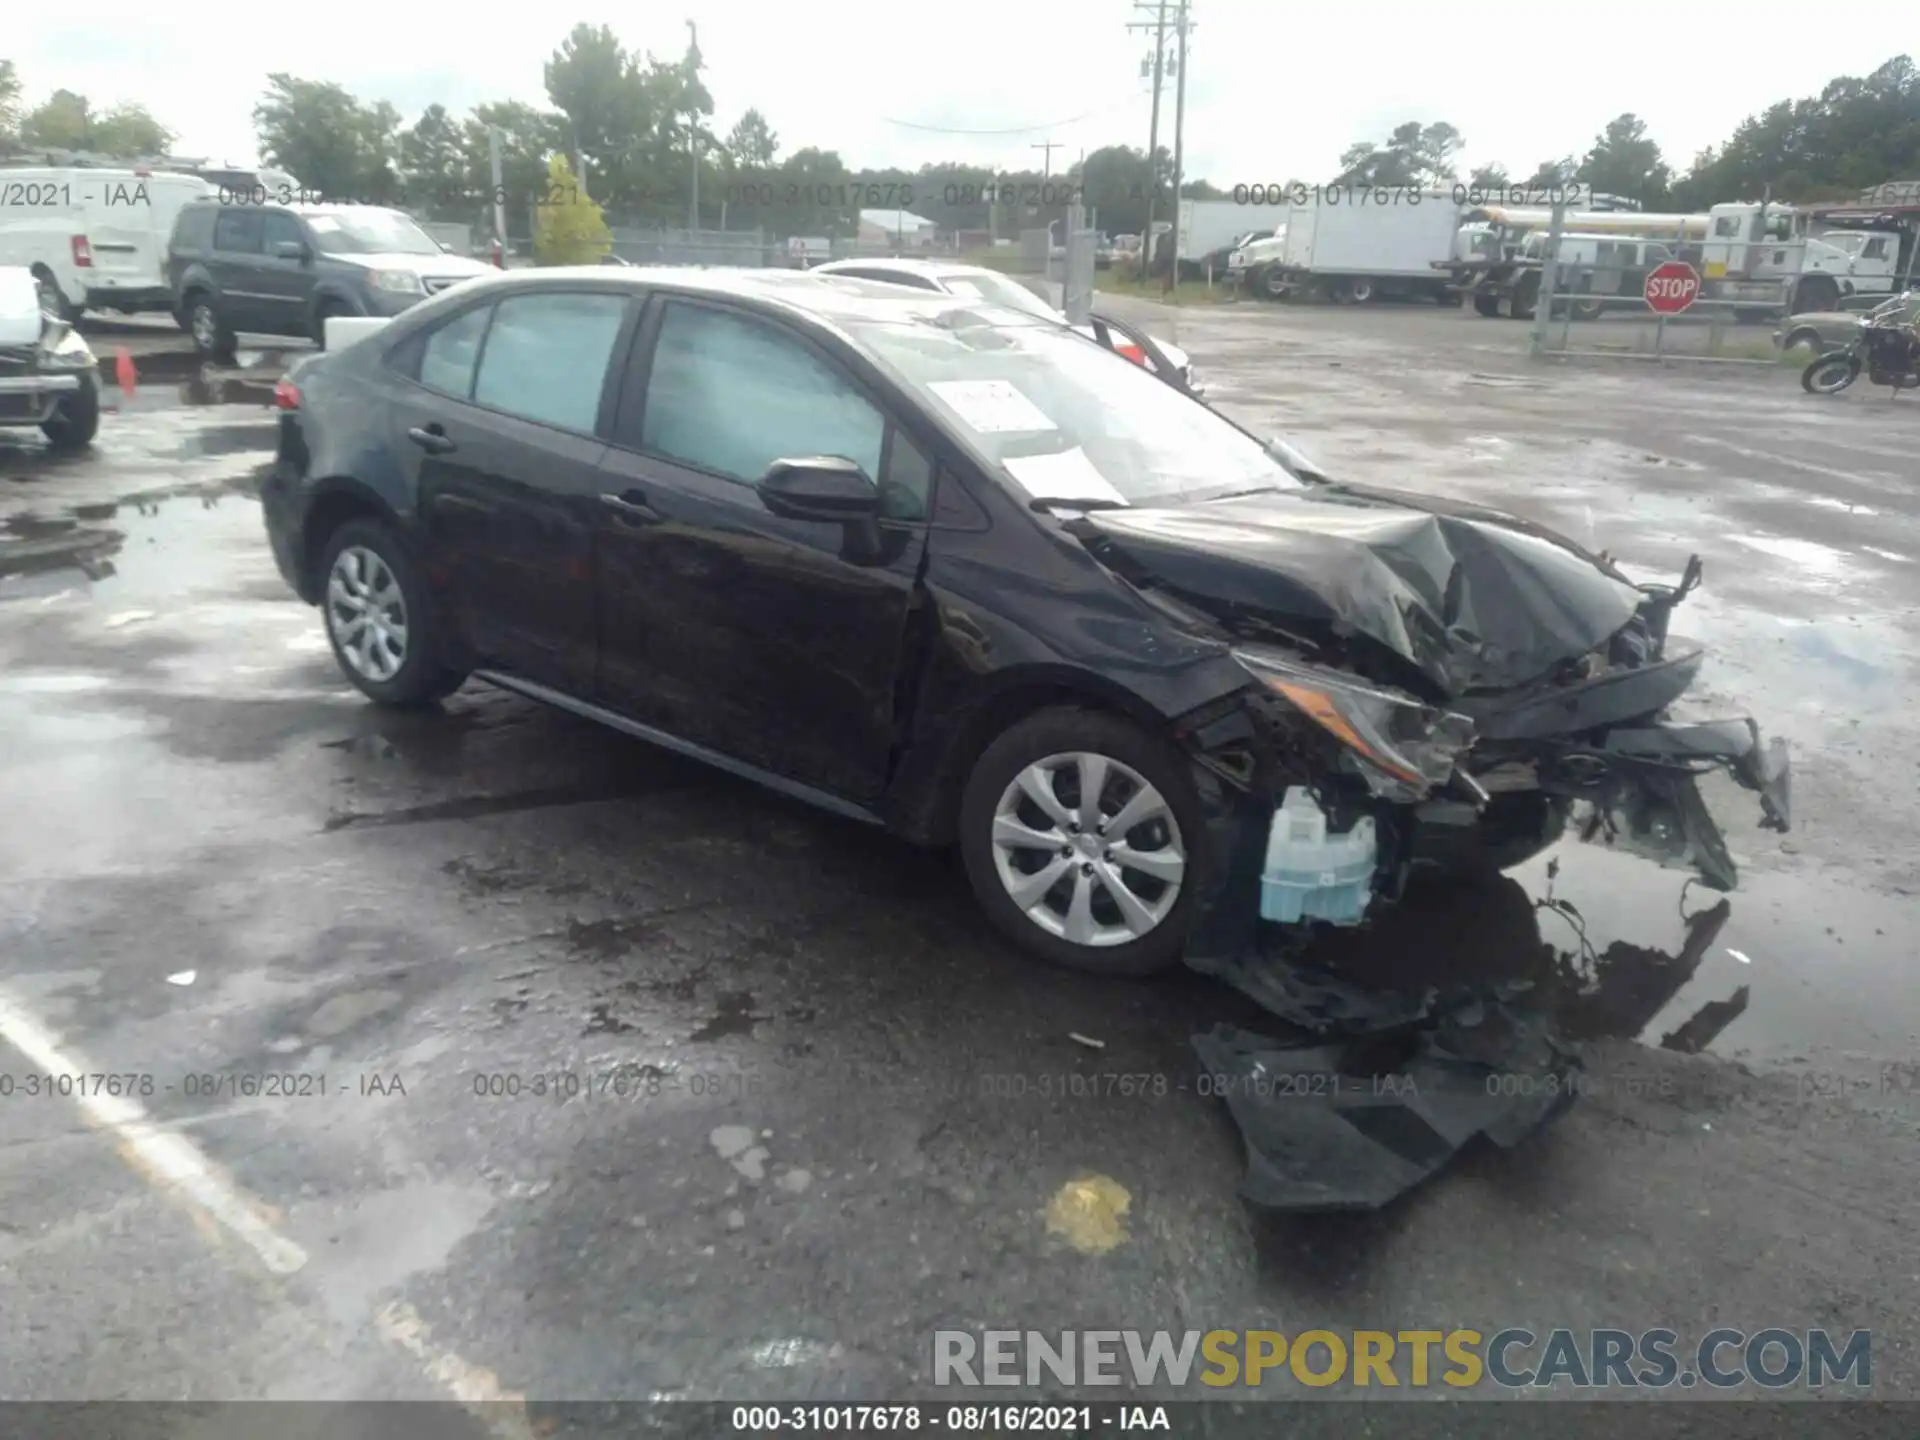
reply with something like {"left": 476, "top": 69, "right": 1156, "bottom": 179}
{"left": 260, "top": 211, "right": 304, "bottom": 252}
{"left": 472, "top": 292, "right": 629, "bottom": 433}
{"left": 640, "top": 301, "right": 887, "bottom": 487}
{"left": 213, "top": 210, "right": 264, "bottom": 254}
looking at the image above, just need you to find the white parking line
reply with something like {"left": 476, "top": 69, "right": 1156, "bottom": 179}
{"left": 0, "top": 985, "right": 535, "bottom": 1434}
{"left": 0, "top": 986, "right": 308, "bottom": 1275}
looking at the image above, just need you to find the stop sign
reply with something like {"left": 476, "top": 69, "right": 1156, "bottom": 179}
{"left": 1644, "top": 260, "right": 1701, "bottom": 314}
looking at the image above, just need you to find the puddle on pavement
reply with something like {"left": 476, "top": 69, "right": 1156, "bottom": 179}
{"left": 0, "top": 487, "right": 267, "bottom": 603}
{"left": 1277, "top": 839, "right": 1918, "bottom": 1082}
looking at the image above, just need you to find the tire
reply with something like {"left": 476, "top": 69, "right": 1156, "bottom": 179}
{"left": 1344, "top": 278, "right": 1375, "bottom": 304}
{"left": 1782, "top": 328, "right": 1821, "bottom": 355}
{"left": 316, "top": 518, "right": 468, "bottom": 707}
{"left": 1511, "top": 275, "right": 1539, "bottom": 321}
{"left": 1801, "top": 351, "right": 1860, "bottom": 395}
{"left": 958, "top": 707, "right": 1208, "bottom": 977}
{"left": 185, "top": 291, "right": 237, "bottom": 364}
{"left": 39, "top": 377, "right": 100, "bottom": 451}
{"left": 313, "top": 299, "right": 351, "bottom": 349}
{"left": 1261, "top": 267, "right": 1288, "bottom": 301}
{"left": 1473, "top": 293, "right": 1501, "bottom": 318}
{"left": 1571, "top": 297, "right": 1604, "bottom": 321}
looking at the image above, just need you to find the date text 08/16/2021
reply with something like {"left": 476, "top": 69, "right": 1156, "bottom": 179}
{"left": 1227, "top": 182, "right": 1581, "bottom": 207}
{"left": 215, "top": 182, "right": 584, "bottom": 210}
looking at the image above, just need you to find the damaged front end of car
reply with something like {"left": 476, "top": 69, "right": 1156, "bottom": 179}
{"left": 1173, "top": 551, "right": 1790, "bottom": 968}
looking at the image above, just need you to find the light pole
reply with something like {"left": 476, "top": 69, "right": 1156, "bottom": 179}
{"left": 686, "top": 20, "right": 700, "bottom": 231}
{"left": 1165, "top": 0, "right": 1190, "bottom": 294}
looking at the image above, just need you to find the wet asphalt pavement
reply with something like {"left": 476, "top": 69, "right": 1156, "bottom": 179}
{"left": 1, "top": 302, "right": 1917, "bottom": 1421}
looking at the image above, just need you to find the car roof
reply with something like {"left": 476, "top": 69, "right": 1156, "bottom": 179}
{"left": 465, "top": 264, "right": 1052, "bottom": 330}
{"left": 815, "top": 257, "right": 999, "bottom": 283}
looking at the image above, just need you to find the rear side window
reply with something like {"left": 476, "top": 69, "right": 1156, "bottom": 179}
{"left": 170, "top": 204, "right": 215, "bottom": 251}
{"left": 213, "top": 209, "right": 264, "bottom": 254}
{"left": 418, "top": 305, "right": 492, "bottom": 398}
{"left": 472, "top": 291, "right": 629, "bottom": 433}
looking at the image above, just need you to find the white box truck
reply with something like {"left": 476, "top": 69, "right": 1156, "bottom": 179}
{"left": 1255, "top": 188, "right": 1467, "bottom": 303}
{"left": 1174, "top": 197, "right": 1290, "bottom": 276}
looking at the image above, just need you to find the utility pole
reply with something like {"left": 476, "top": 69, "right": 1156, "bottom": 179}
{"left": 1032, "top": 140, "right": 1061, "bottom": 180}
{"left": 487, "top": 126, "right": 507, "bottom": 265}
{"left": 1127, "top": 0, "right": 1170, "bottom": 277}
{"left": 686, "top": 20, "right": 700, "bottom": 231}
{"left": 1165, "top": 0, "right": 1191, "bottom": 294}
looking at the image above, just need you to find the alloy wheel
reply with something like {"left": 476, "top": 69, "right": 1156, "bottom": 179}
{"left": 988, "top": 751, "right": 1186, "bottom": 948}
{"left": 326, "top": 545, "right": 410, "bottom": 682}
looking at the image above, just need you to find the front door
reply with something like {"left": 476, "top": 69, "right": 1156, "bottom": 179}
{"left": 255, "top": 210, "right": 318, "bottom": 338}
{"left": 392, "top": 288, "right": 635, "bottom": 692}
{"left": 592, "top": 296, "right": 933, "bottom": 803}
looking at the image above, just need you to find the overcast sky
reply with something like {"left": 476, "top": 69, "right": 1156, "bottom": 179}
{"left": 8, "top": 3, "right": 1912, "bottom": 186}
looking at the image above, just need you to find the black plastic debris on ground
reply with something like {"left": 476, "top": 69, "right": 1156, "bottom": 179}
{"left": 1193, "top": 989, "right": 1579, "bottom": 1212}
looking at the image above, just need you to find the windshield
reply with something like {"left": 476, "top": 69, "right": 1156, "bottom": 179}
{"left": 933, "top": 270, "right": 1062, "bottom": 322}
{"left": 850, "top": 314, "right": 1301, "bottom": 507}
{"left": 304, "top": 208, "right": 442, "bottom": 257}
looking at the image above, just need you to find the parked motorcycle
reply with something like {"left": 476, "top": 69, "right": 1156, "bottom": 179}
{"left": 1801, "top": 291, "right": 1920, "bottom": 395}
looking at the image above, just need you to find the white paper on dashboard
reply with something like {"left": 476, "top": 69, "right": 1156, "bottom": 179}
{"left": 926, "top": 379, "right": 1057, "bottom": 434}
{"left": 1001, "top": 448, "right": 1128, "bottom": 506}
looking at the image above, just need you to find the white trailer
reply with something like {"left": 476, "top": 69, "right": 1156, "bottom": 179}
{"left": 1174, "top": 198, "right": 1289, "bottom": 269}
{"left": 1249, "top": 189, "right": 1467, "bottom": 303}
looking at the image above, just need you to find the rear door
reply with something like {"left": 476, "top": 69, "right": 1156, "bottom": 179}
{"left": 387, "top": 286, "right": 636, "bottom": 692}
{"left": 591, "top": 296, "right": 933, "bottom": 801}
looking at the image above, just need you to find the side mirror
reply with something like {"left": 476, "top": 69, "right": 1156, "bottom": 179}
{"left": 756, "top": 456, "right": 881, "bottom": 522}
{"left": 274, "top": 240, "right": 309, "bottom": 262}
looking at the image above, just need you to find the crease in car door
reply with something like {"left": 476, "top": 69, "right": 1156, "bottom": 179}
{"left": 593, "top": 299, "right": 930, "bottom": 804}
{"left": 405, "top": 290, "right": 631, "bottom": 694}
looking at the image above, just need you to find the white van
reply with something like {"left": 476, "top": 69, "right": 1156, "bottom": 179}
{"left": 0, "top": 167, "right": 213, "bottom": 320}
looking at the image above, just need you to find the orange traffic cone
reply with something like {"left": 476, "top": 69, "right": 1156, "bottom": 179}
{"left": 115, "top": 347, "right": 138, "bottom": 397}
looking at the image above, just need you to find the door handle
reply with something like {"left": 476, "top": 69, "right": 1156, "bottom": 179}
{"left": 407, "top": 424, "right": 456, "bottom": 455}
{"left": 600, "top": 490, "right": 663, "bottom": 524}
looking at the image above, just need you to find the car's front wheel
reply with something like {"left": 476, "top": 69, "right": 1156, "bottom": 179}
{"left": 318, "top": 518, "right": 467, "bottom": 707}
{"left": 959, "top": 707, "right": 1206, "bottom": 976}
{"left": 40, "top": 377, "right": 100, "bottom": 450}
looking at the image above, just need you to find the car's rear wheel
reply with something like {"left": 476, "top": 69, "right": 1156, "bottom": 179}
{"left": 318, "top": 518, "right": 467, "bottom": 707}
{"left": 959, "top": 708, "right": 1206, "bottom": 976}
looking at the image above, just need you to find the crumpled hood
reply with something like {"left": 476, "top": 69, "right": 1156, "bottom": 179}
{"left": 1083, "top": 481, "right": 1644, "bottom": 694}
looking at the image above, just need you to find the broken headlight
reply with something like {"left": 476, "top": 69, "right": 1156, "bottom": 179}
{"left": 37, "top": 317, "right": 94, "bottom": 368}
{"left": 1232, "top": 647, "right": 1476, "bottom": 799}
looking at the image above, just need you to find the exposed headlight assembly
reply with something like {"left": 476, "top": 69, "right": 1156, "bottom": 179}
{"left": 1232, "top": 647, "right": 1476, "bottom": 800}
{"left": 37, "top": 318, "right": 95, "bottom": 368}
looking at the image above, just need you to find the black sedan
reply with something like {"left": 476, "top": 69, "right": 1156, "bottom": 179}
{"left": 262, "top": 267, "right": 1789, "bottom": 977}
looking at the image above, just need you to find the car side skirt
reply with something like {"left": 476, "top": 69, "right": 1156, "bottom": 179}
{"left": 472, "top": 670, "right": 887, "bottom": 829}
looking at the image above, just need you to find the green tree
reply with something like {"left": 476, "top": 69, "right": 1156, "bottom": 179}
{"left": 254, "top": 75, "right": 399, "bottom": 199}
{"left": 1523, "top": 156, "right": 1577, "bottom": 187}
{"left": 533, "top": 153, "right": 611, "bottom": 263}
{"left": 19, "top": 89, "right": 90, "bottom": 149}
{"left": 544, "top": 23, "right": 659, "bottom": 205}
{"left": 1577, "top": 113, "right": 1671, "bottom": 208}
{"left": 726, "top": 108, "right": 778, "bottom": 171}
{"left": 401, "top": 104, "right": 465, "bottom": 216}
{"left": 774, "top": 146, "right": 855, "bottom": 236}
{"left": 0, "top": 61, "right": 23, "bottom": 145}
{"left": 1335, "top": 121, "right": 1462, "bottom": 186}
{"left": 459, "top": 101, "right": 565, "bottom": 238}
{"left": 88, "top": 103, "right": 174, "bottom": 157}
{"left": 1468, "top": 163, "right": 1509, "bottom": 188}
